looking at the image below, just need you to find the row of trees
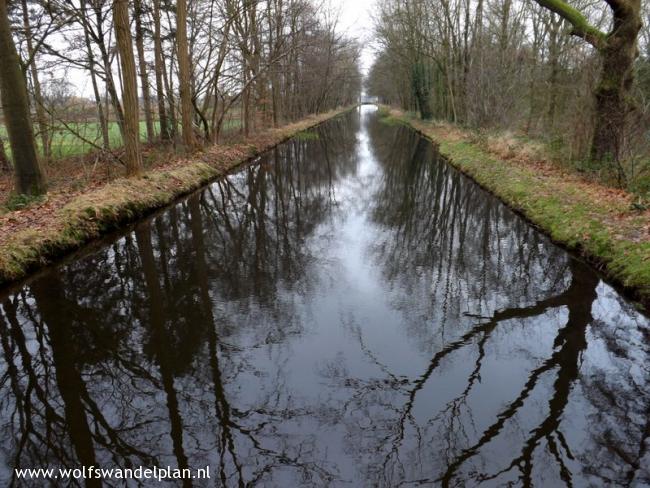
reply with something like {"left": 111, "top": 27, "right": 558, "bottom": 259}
{"left": 0, "top": 0, "right": 362, "bottom": 195}
{"left": 367, "top": 0, "right": 646, "bottom": 185}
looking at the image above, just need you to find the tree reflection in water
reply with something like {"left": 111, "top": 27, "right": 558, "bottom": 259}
{"left": 0, "top": 107, "right": 648, "bottom": 487}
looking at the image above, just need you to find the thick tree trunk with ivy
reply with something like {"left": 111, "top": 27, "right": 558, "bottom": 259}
{"left": 412, "top": 61, "right": 433, "bottom": 120}
{"left": 0, "top": 0, "right": 46, "bottom": 195}
{"left": 591, "top": 2, "right": 641, "bottom": 163}
{"left": 533, "top": 0, "right": 641, "bottom": 166}
{"left": 113, "top": 0, "right": 143, "bottom": 176}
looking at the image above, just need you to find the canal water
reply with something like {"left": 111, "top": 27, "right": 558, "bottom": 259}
{"left": 0, "top": 106, "right": 648, "bottom": 487}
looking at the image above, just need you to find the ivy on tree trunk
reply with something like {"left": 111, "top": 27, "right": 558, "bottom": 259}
{"left": 412, "top": 61, "right": 433, "bottom": 120}
{"left": 533, "top": 0, "right": 641, "bottom": 166}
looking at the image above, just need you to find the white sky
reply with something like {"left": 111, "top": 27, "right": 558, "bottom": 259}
{"left": 64, "top": 0, "right": 378, "bottom": 96}
{"left": 334, "top": 0, "right": 377, "bottom": 74}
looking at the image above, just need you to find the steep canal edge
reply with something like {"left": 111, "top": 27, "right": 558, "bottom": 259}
{"left": 380, "top": 106, "right": 650, "bottom": 310}
{"left": 0, "top": 106, "right": 355, "bottom": 287}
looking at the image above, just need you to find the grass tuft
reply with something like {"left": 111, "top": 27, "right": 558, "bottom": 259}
{"left": 295, "top": 130, "right": 320, "bottom": 141}
{"left": 4, "top": 193, "right": 47, "bottom": 212}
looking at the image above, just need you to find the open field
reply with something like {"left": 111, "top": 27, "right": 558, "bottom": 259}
{"left": 0, "top": 107, "right": 353, "bottom": 286}
{"left": 0, "top": 119, "right": 243, "bottom": 159}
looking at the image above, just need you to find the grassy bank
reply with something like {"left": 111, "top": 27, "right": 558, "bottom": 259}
{"left": 0, "top": 107, "right": 353, "bottom": 286}
{"left": 380, "top": 107, "right": 650, "bottom": 309}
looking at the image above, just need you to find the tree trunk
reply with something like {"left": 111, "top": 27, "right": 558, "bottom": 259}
{"left": 20, "top": 0, "right": 50, "bottom": 162}
{"left": 0, "top": 135, "right": 10, "bottom": 172}
{"left": 176, "top": 0, "right": 195, "bottom": 148}
{"left": 134, "top": 0, "right": 154, "bottom": 144}
{"left": 162, "top": 51, "right": 177, "bottom": 140}
{"left": 243, "top": 66, "right": 250, "bottom": 136}
{"left": 412, "top": 61, "right": 433, "bottom": 120}
{"left": 113, "top": 0, "right": 143, "bottom": 176}
{"left": 0, "top": 0, "right": 46, "bottom": 195}
{"left": 268, "top": 0, "right": 282, "bottom": 127}
{"left": 533, "top": 0, "right": 642, "bottom": 166}
{"left": 546, "top": 15, "right": 561, "bottom": 130}
{"left": 81, "top": 0, "right": 110, "bottom": 150}
{"left": 153, "top": 0, "right": 170, "bottom": 141}
{"left": 93, "top": 4, "right": 125, "bottom": 137}
{"left": 591, "top": 6, "right": 642, "bottom": 164}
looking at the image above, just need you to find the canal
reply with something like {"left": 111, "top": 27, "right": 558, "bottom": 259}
{"left": 0, "top": 106, "right": 648, "bottom": 486}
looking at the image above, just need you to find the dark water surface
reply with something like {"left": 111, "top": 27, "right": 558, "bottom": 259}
{"left": 0, "top": 106, "right": 649, "bottom": 487}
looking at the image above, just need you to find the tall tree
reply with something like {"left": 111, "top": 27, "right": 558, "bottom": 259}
{"left": 133, "top": 0, "right": 154, "bottom": 143}
{"left": 0, "top": 0, "right": 46, "bottom": 195}
{"left": 176, "top": 0, "right": 196, "bottom": 148}
{"left": 532, "top": 0, "right": 642, "bottom": 164}
{"left": 80, "top": 0, "right": 110, "bottom": 150}
{"left": 152, "top": 0, "right": 171, "bottom": 141}
{"left": 113, "top": 0, "right": 143, "bottom": 175}
{"left": 91, "top": 1, "right": 126, "bottom": 136}
{"left": 20, "top": 0, "right": 50, "bottom": 162}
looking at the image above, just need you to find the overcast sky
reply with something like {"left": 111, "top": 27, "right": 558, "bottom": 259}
{"left": 335, "top": 0, "right": 377, "bottom": 74}
{"left": 66, "top": 0, "right": 378, "bottom": 95}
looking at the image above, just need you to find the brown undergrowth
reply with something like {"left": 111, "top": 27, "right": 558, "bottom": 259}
{"left": 0, "top": 107, "right": 353, "bottom": 285}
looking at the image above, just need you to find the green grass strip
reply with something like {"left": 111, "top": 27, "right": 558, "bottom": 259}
{"left": 384, "top": 109, "right": 650, "bottom": 309}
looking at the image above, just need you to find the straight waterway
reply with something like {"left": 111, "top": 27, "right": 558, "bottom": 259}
{"left": 0, "top": 106, "right": 648, "bottom": 487}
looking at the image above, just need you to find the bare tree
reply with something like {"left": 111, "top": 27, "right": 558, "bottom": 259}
{"left": 20, "top": 0, "right": 51, "bottom": 162}
{"left": 0, "top": 0, "right": 46, "bottom": 195}
{"left": 113, "top": 0, "right": 142, "bottom": 175}
{"left": 153, "top": 0, "right": 171, "bottom": 141}
{"left": 134, "top": 0, "right": 155, "bottom": 143}
{"left": 177, "top": 0, "right": 196, "bottom": 148}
